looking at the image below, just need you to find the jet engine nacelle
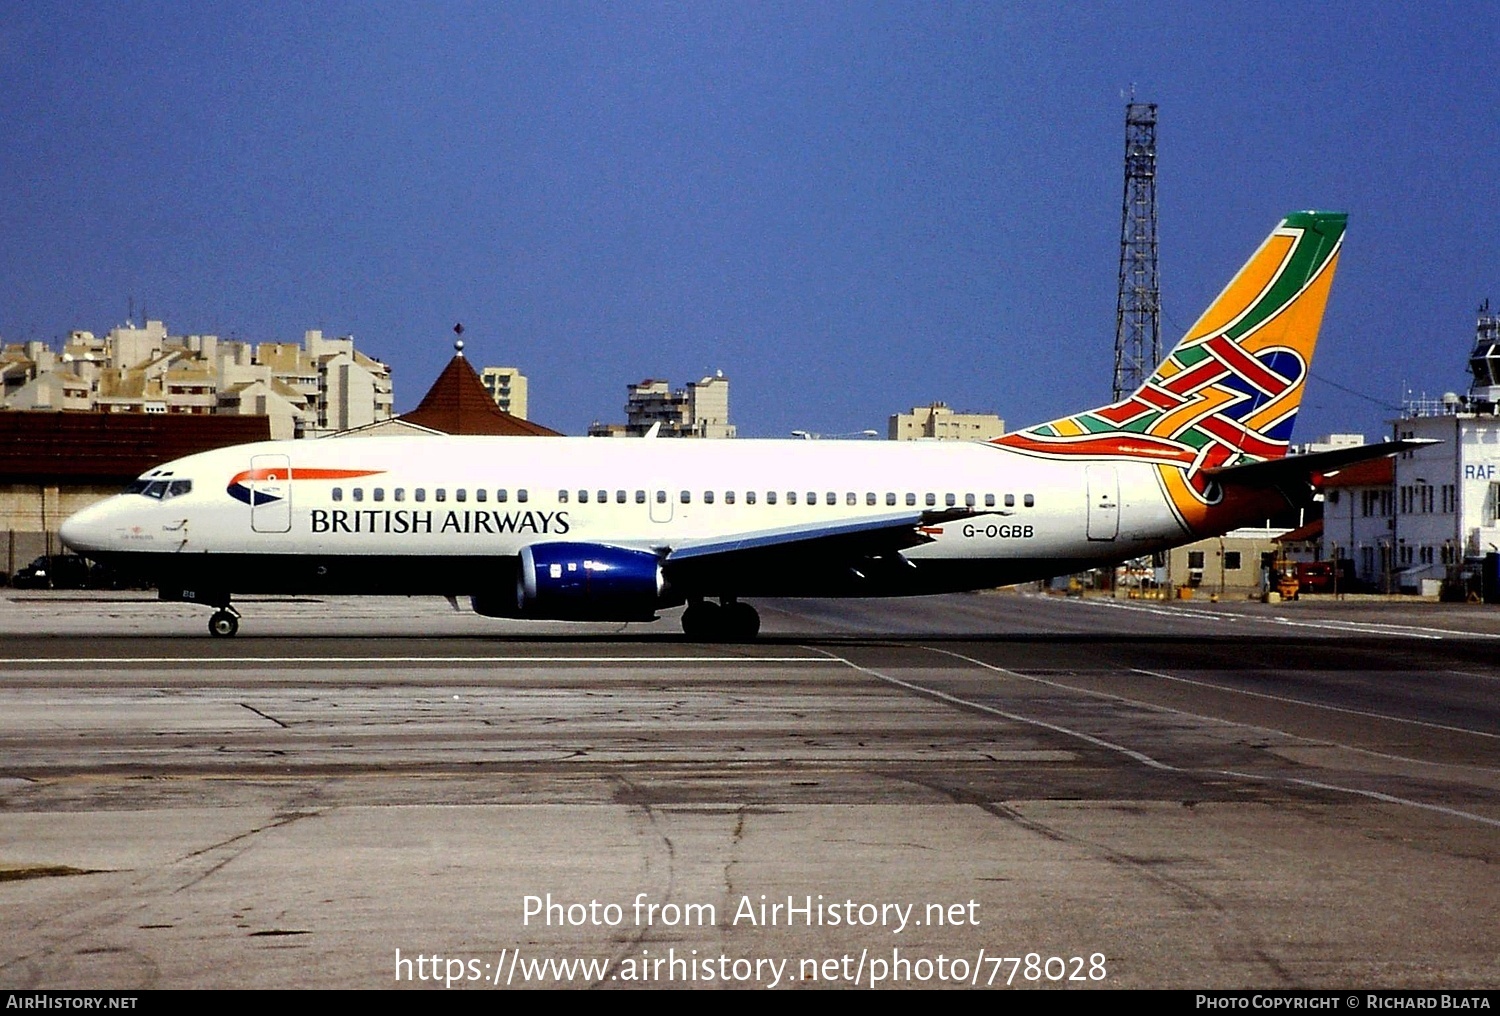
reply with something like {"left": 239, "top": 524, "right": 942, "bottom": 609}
{"left": 473, "top": 542, "right": 668, "bottom": 621}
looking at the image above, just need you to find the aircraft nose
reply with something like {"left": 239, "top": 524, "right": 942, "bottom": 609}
{"left": 60, "top": 501, "right": 112, "bottom": 554}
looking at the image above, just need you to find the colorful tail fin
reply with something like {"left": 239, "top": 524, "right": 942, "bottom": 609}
{"left": 995, "top": 211, "right": 1346, "bottom": 473}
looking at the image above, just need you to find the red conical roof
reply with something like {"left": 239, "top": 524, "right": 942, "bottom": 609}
{"left": 400, "top": 355, "right": 559, "bottom": 436}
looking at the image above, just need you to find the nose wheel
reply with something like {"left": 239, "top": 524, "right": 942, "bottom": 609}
{"left": 208, "top": 608, "right": 240, "bottom": 638}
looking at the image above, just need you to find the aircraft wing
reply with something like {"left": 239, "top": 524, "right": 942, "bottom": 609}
{"left": 661, "top": 509, "right": 972, "bottom": 586}
{"left": 1203, "top": 439, "right": 1436, "bottom": 491}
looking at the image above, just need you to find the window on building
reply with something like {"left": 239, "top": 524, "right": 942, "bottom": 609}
{"left": 1188, "top": 551, "right": 1205, "bottom": 569}
{"left": 1223, "top": 551, "right": 1242, "bottom": 570}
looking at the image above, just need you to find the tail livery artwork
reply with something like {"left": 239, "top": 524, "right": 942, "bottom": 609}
{"left": 61, "top": 211, "right": 1407, "bottom": 638}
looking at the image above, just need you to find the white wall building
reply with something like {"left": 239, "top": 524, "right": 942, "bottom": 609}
{"left": 1382, "top": 304, "right": 1500, "bottom": 591}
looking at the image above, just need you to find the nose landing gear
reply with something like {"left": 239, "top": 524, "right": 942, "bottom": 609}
{"left": 680, "top": 597, "right": 760, "bottom": 641}
{"left": 208, "top": 606, "right": 241, "bottom": 637}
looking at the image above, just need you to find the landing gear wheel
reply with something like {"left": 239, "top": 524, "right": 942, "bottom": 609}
{"left": 208, "top": 610, "right": 239, "bottom": 638}
{"left": 723, "top": 601, "right": 761, "bottom": 641}
{"left": 681, "top": 600, "right": 722, "bottom": 639}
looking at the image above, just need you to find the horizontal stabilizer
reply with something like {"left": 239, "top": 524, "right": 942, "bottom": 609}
{"left": 1204, "top": 439, "right": 1437, "bottom": 489}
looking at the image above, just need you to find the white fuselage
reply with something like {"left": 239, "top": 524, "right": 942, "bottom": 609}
{"left": 61, "top": 435, "right": 1185, "bottom": 574}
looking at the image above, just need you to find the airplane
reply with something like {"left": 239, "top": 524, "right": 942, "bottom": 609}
{"left": 60, "top": 210, "right": 1413, "bottom": 639}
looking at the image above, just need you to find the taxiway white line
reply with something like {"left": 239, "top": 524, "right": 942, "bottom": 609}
{"left": 808, "top": 645, "right": 1500, "bottom": 830}
{"left": 1077, "top": 596, "right": 1500, "bottom": 640}
{"left": 1129, "top": 666, "right": 1500, "bottom": 741}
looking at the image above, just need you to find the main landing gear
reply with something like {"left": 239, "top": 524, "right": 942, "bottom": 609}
{"left": 680, "top": 597, "right": 761, "bottom": 641}
{"left": 208, "top": 605, "right": 241, "bottom": 637}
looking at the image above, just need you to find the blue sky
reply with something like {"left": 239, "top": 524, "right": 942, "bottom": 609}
{"left": 3, "top": 3, "right": 1497, "bottom": 439}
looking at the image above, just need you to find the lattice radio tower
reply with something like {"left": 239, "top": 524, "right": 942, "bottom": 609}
{"left": 1112, "top": 101, "right": 1160, "bottom": 402}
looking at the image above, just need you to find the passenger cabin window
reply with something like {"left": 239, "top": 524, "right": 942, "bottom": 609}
{"left": 725, "top": 491, "right": 735, "bottom": 505}
{"left": 517, "top": 489, "right": 528, "bottom": 503}
{"left": 826, "top": 492, "right": 836, "bottom": 506}
{"left": 746, "top": 491, "right": 757, "bottom": 505}
{"left": 394, "top": 488, "right": 405, "bottom": 502}
{"left": 497, "top": 489, "right": 508, "bottom": 503}
{"left": 415, "top": 489, "right": 426, "bottom": 503}
{"left": 965, "top": 494, "right": 975, "bottom": 508}
{"left": 476, "top": 489, "right": 487, "bottom": 503}
{"left": 352, "top": 488, "right": 364, "bottom": 502}
{"left": 766, "top": 491, "right": 777, "bottom": 505}
{"left": 599, "top": 490, "right": 609, "bottom": 504}
{"left": 925, "top": 493, "right": 936, "bottom": 507}
{"left": 1024, "top": 494, "right": 1035, "bottom": 507}
{"left": 456, "top": 489, "right": 467, "bottom": 502}
{"left": 680, "top": 490, "right": 691, "bottom": 504}
{"left": 886, "top": 493, "right": 896, "bottom": 506}
{"left": 704, "top": 491, "right": 715, "bottom": 504}
{"left": 1004, "top": 494, "right": 1015, "bottom": 508}
{"left": 906, "top": 493, "right": 917, "bottom": 507}
{"left": 866, "top": 493, "right": 876, "bottom": 506}
{"left": 577, "top": 490, "right": 588, "bottom": 503}
{"left": 635, "top": 490, "right": 646, "bottom": 504}
{"left": 787, "top": 492, "right": 797, "bottom": 505}
{"left": 558, "top": 490, "right": 570, "bottom": 503}
{"left": 984, "top": 494, "right": 995, "bottom": 508}
{"left": 373, "top": 488, "right": 385, "bottom": 502}
{"left": 845, "top": 492, "right": 856, "bottom": 506}
{"left": 656, "top": 491, "right": 667, "bottom": 504}
{"left": 332, "top": 487, "right": 343, "bottom": 502}
{"left": 616, "top": 490, "right": 626, "bottom": 504}
{"left": 435, "top": 489, "right": 447, "bottom": 502}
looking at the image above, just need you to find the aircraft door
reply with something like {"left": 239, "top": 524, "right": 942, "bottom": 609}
{"left": 250, "top": 454, "right": 292, "bottom": 533}
{"left": 1086, "top": 464, "right": 1119, "bottom": 541}
{"left": 649, "top": 487, "right": 673, "bottom": 524}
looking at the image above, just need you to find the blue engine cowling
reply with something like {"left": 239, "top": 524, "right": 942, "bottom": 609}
{"left": 508, "top": 543, "right": 668, "bottom": 621}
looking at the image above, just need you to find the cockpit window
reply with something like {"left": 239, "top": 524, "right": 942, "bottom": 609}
{"left": 125, "top": 478, "right": 192, "bottom": 501}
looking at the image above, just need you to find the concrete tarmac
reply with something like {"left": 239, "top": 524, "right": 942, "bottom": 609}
{"left": 1, "top": 590, "right": 1497, "bottom": 989}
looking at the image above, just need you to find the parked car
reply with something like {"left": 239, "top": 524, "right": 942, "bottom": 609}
{"left": 9, "top": 554, "right": 100, "bottom": 590}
